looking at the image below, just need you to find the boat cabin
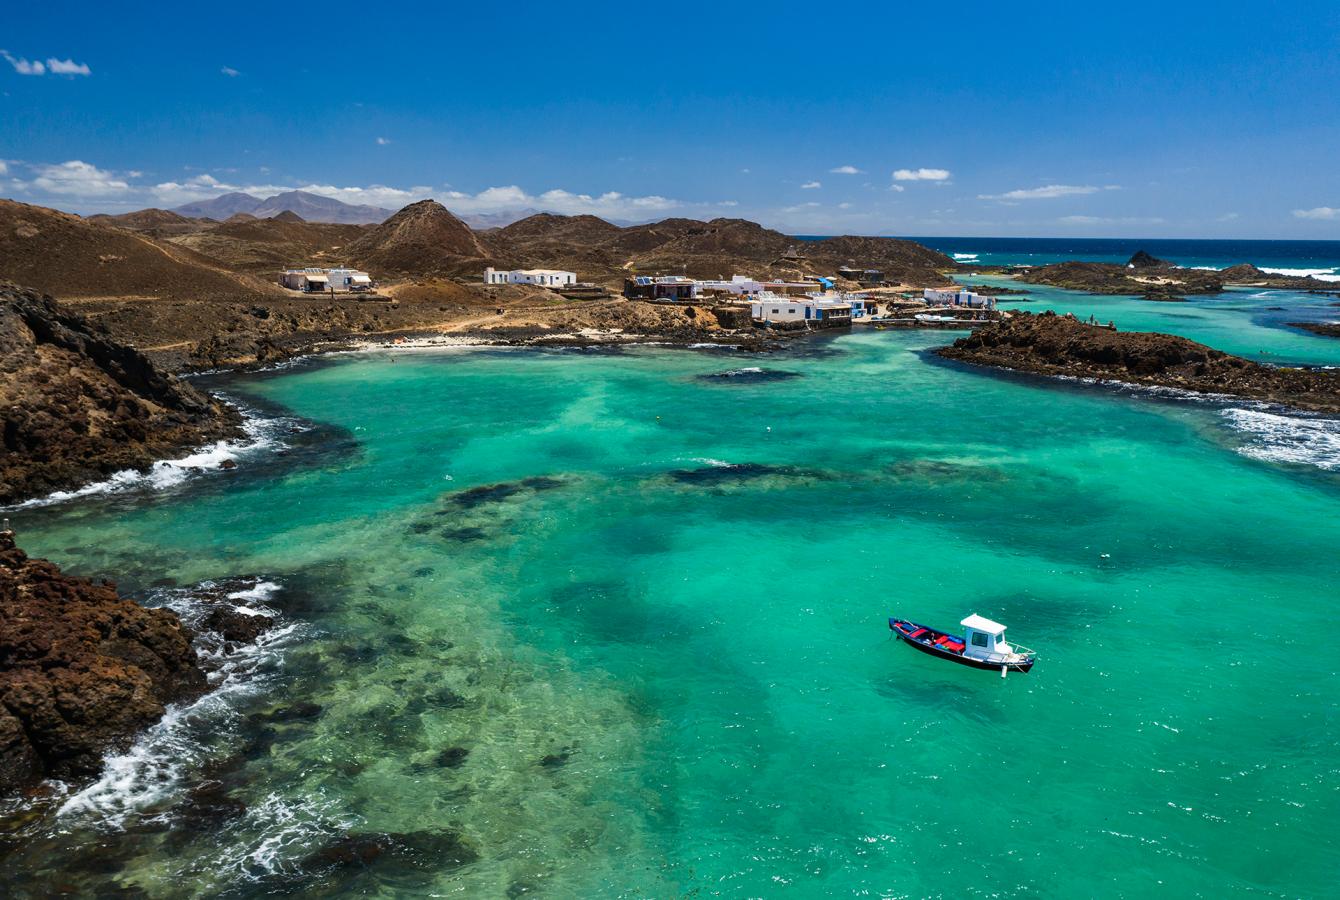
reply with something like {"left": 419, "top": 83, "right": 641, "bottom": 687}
{"left": 960, "top": 614, "right": 1012, "bottom": 661}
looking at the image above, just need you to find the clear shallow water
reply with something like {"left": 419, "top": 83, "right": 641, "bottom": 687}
{"left": 4, "top": 327, "right": 1340, "bottom": 896}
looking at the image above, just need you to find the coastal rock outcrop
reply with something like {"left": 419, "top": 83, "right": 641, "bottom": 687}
{"left": 0, "top": 284, "right": 244, "bottom": 504}
{"left": 0, "top": 531, "right": 207, "bottom": 794}
{"left": 1010, "top": 259, "right": 1331, "bottom": 297}
{"left": 938, "top": 311, "right": 1340, "bottom": 413}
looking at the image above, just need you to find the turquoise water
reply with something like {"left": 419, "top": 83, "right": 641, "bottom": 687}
{"left": 4, "top": 323, "right": 1340, "bottom": 896}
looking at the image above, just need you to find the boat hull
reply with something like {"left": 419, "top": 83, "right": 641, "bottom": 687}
{"left": 889, "top": 618, "right": 1035, "bottom": 673}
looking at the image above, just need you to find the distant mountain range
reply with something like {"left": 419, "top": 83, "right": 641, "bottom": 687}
{"left": 171, "top": 190, "right": 395, "bottom": 225}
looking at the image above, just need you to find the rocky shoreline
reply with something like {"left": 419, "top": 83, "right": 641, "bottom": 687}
{"left": 1289, "top": 321, "right": 1340, "bottom": 339}
{"left": 0, "top": 284, "right": 244, "bottom": 505}
{"left": 0, "top": 529, "right": 289, "bottom": 799}
{"left": 938, "top": 311, "right": 1340, "bottom": 414}
{"left": 0, "top": 531, "right": 205, "bottom": 794}
{"left": 974, "top": 251, "right": 1335, "bottom": 300}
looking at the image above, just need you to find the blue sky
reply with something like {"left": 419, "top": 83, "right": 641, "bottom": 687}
{"left": 3, "top": 1, "right": 1339, "bottom": 237}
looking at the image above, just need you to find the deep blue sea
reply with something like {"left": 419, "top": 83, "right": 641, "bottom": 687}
{"left": 795, "top": 236, "right": 1340, "bottom": 280}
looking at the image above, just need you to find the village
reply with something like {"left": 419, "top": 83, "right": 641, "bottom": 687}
{"left": 276, "top": 260, "right": 1000, "bottom": 331}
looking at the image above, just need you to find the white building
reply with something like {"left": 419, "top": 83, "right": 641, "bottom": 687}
{"left": 484, "top": 267, "right": 577, "bottom": 288}
{"left": 750, "top": 292, "right": 853, "bottom": 324}
{"left": 280, "top": 266, "right": 373, "bottom": 293}
{"left": 696, "top": 274, "right": 813, "bottom": 297}
{"left": 924, "top": 288, "right": 995, "bottom": 309}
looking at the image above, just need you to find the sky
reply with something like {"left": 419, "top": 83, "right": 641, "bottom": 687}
{"left": 3, "top": 1, "right": 1340, "bottom": 238}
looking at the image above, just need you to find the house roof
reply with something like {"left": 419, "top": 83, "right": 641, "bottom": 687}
{"left": 961, "top": 614, "right": 1006, "bottom": 634}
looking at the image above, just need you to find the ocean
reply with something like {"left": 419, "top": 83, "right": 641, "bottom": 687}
{"left": 797, "top": 235, "right": 1340, "bottom": 281}
{"left": 3, "top": 282, "right": 1339, "bottom": 895}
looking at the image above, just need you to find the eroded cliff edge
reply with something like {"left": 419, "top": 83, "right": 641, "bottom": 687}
{"left": 0, "top": 283, "right": 243, "bottom": 504}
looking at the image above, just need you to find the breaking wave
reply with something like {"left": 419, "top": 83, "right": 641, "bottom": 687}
{"left": 1258, "top": 267, "right": 1340, "bottom": 282}
{"left": 952, "top": 253, "right": 980, "bottom": 261}
{"left": 13, "top": 401, "right": 307, "bottom": 510}
{"left": 57, "top": 578, "right": 307, "bottom": 830}
{"left": 1221, "top": 408, "right": 1340, "bottom": 471}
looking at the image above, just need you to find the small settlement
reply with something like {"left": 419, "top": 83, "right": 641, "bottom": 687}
{"left": 468, "top": 265, "right": 998, "bottom": 331}
{"left": 615, "top": 273, "right": 995, "bottom": 330}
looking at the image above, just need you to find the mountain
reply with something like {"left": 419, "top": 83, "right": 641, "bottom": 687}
{"left": 346, "top": 199, "right": 487, "bottom": 274}
{"left": 170, "top": 190, "right": 393, "bottom": 225}
{"left": 171, "top": 192, "right": 265, "bottom": 220}
{"left": 250, "top": 191, "right": 392, "bottom": 225}
{"left": 0, "top": 199, "right": 278, "bottom": 301}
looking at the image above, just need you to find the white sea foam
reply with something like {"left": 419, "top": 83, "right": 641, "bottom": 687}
{"left": 237, "top": 791, "right": 358, "bottom": 880}
{"left": 1259, "top": 267, "right": 1340, "bottom": 282}
{"left": 952, "top": 252, "right": 980, "bottom": 261}
{"left": 11, "top": 402, "right": 304, "bottom": 510}
{"left": 57, "top": 580, "right": 306, "bottom": 830}
{"left": 1221, "top": 408, "right": 1340, "bottom": 471}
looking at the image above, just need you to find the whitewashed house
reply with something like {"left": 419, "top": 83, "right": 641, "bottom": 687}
{"left": 924, "top": 288, "right": 995, "bottom": 309}
{"left": 484, "top": 267, "right": 577, "bottom": 288}
{"left": 750, "top": 292, "right": 853, "bottom": 325}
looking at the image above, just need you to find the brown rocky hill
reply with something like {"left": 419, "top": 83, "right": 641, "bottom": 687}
{"left": 165, "top": 217, "right": 369, "bottom": 275}
{"left": 0, "top": 199, "right": 277, "bottom": 301}
{"left": 0, "top": 284, "right": 243, "bottom": 503}
{"left": 939, "top": 310, "right": 1340, "bottom": 413}
{"left": 483, "top": 213, "right": 956, "bottom": 285}
{"left": 347, "top": 199, "right": 487, "bottom": 275}
{"left": 270, "top": 210, "right": 306, "bottom": 224}
{"left": 0, "top": 531, "right": 208, "bottom": 793}
{"left": 87, "top": 207, "right": 201, "bottom": 236}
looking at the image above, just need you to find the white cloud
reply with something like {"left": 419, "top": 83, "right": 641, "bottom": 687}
{"left": 979, "top": 184, "right": 1118, "bottom": 201}
{"left": 1058, "top": 215, "right": 1165, "bottom": 226}
{"left": 801, "top": 181, "right": 821, "bottom": 189}
{"left": 376, "top": 137, "right": 392, "bottom": 146}
{"left": 2, "top": 51, "right": 91, "bottom": 76}
{"left": 8, "top": 158, "right": 703, "bottom": 220}
{"left": 0, "top": 161, "right": 7, "bottom": 175}
{"left": 829, "top": 165, "right": 863, "bottom": 175}
{"left": 781, "top": 201, "right": 822, "bottom": 213}
{"left": 1293, "top": 207, "right": 1338, "bottom": 220}
{"left": 221, "top": 66, "right": 240, "bottom": 77}
{"left": 718, "top": 200, "right": 739, "bottom": 207}
{"left": 893, "top": 167, "right": 951, "bottom": 182}
{"left": 838, "top": 202, "right": 852, "bottom": 209}
{"left": 1217, "top": 212, "right": 1240, "bottom": 222}
{"left": 889, "top": 184, "right": 905, "bottom": 193}
{"left": 24, "top": 160, "right": 129, "bottom": 196}
{"left": 46, "top": 58, "right": 91, "bottom": 76}
{"left": 2, "top": 51, "right": 45, "bottom": 75}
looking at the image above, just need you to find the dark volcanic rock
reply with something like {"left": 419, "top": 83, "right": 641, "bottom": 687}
{"left": 302, "top": 830, "right": 478, "bottom": 873}
{"left": 1289, "top": 321, "right": 1340, "bottom": 339}
{"left": 0, "top": 283, "right": 243, "bottom": 504}
{"left": 1015, "top": 260, "right": 1330, "bottom": 296}
{"left": 698, "top": 367, "right": 802, "bottom": 383}
{"left": 0, "top": 532, "right": 207, "bottom": 795}
{"left": 435, "top": 747, "right": 469, "bottom": 768}
{"left": 939, "top": 311, "right": 1340, "bottom": 413}
{"left": 667, "top": 462, "right": 820, "bottom": 486}
{"left": 1127, "top": 250, "right": 1174, "bottom": 269}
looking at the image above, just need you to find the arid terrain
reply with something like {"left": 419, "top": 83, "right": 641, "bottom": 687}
{"left": 0, "top": 197, "right": 957, "bottom": 372}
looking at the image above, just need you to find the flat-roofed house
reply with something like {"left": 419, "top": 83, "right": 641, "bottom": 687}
{"left": 622, "top": 275, "right": 699, "bottom": 301}
{"left": 750, "top": 293, "right": 853, "bottom": 326}
{"left": 484, "top": 267, "right": 578, "bottom": 288}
